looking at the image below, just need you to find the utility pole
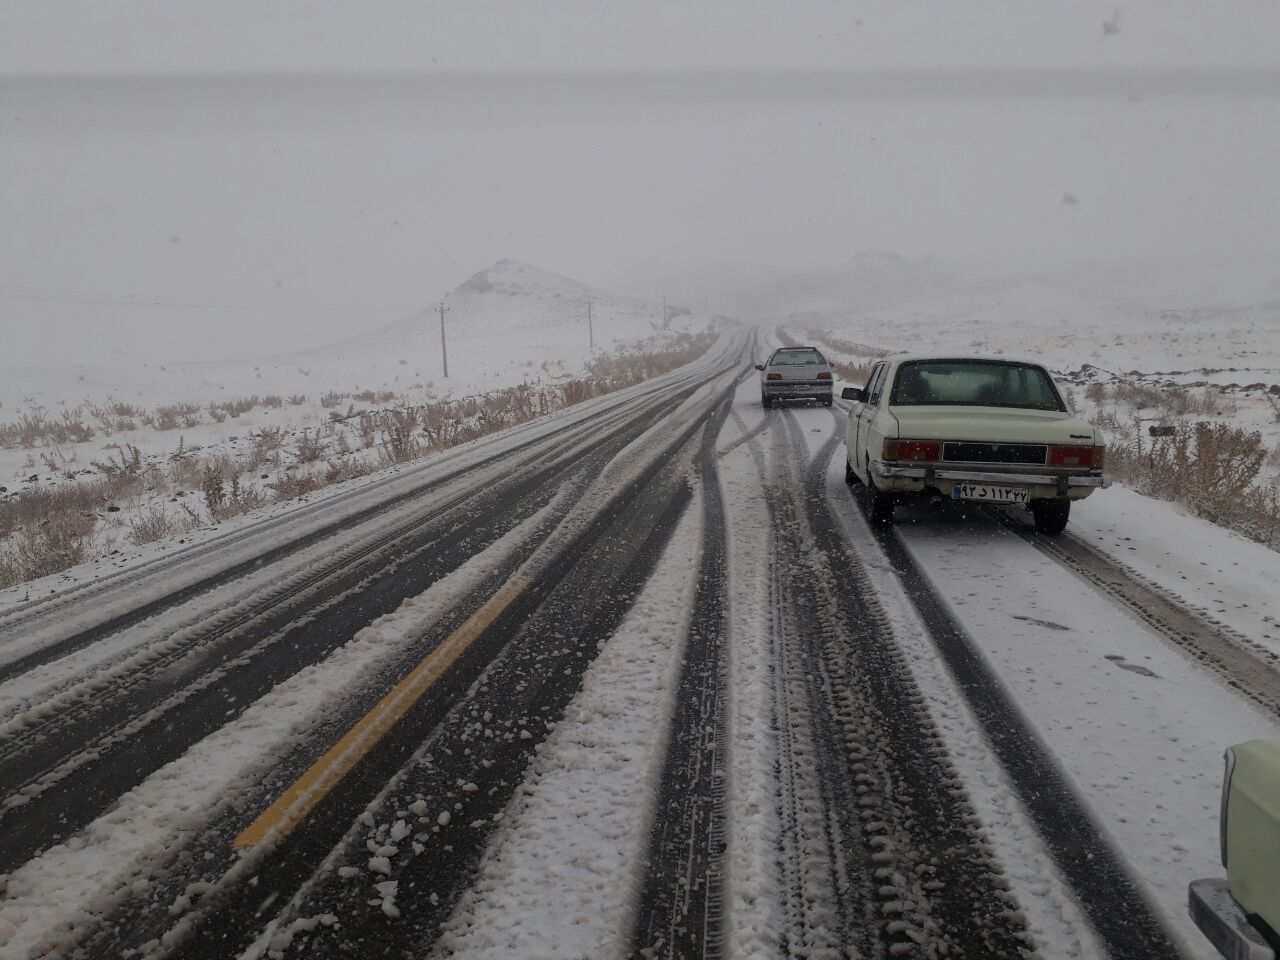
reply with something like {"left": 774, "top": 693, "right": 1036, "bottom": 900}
{"left": 438, "top": 301, "right": 449, "bottom": 378}
{"left": 662, "top": 294, "right": 668, "bottom": 329}
{"left": 587, "top": 300, "right": 594, "bottom": 351}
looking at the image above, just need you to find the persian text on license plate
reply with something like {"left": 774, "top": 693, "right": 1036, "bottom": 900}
{"left": 952, "top": 483, "right": 1030, "bottom": 504}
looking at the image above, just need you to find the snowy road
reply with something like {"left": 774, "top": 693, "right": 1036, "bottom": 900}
{"left": 2, "top": 334, "right": 1278, "bottom": 959}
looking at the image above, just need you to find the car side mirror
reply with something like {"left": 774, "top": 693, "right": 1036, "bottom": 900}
{"left": 841, "top": 387, "right": 865, "bottom": 402}
{"left": 754, "top": 364, "right": 764, "bottom": 371}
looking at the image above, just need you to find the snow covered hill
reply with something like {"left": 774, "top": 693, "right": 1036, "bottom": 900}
{"left": 0, "top": 260, "right": 714, "bottom": 414}
{"left": 294, "top": 259, "right": 701, "bottom": 399}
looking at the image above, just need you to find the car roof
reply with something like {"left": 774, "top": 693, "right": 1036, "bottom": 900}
{"left": 878, "top": 353, "right": 1047, "bottom": 368}
{"left": 773, "top": 345, "right": 822, "bottom": 352}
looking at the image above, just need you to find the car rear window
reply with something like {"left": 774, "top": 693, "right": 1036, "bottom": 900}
{"left": 770, "top": 348, "right": 825, "bottom": 365}
{"left": 889, "top": 360, "right": 1065, "bottom": 411}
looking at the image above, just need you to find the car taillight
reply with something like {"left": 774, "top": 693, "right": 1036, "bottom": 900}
{"left": 883, "top": 438, "right": 941, "bottom": 462}
{"left": 1048, "top": 444, "right": 1097, "bottom": 467}
{"left": 816, "top": 372, "right": 832, "bottom": 380}
{"left": 766, "top": 372, "right": 783, "bottom": 380}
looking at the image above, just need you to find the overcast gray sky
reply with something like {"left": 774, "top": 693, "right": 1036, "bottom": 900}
{"left": 3, "top": 1, "right": 1278, "bottom": 365}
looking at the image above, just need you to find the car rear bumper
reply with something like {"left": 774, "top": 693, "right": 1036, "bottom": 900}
{"left": 763, "top": 381, "right": 832, "bottom": 397}
{"left": 870, "top": 461, "right": 1111, "bottom": 499}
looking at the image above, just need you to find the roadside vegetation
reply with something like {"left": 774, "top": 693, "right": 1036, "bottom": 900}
{"left": 1073, "top": 376, "right": 1280, "bottom": 547}
{"left": 0, "top": 334, "right": 715, "bottom": 588}
{"left": 0, "top": 394, "right": 312, "bottom": 449}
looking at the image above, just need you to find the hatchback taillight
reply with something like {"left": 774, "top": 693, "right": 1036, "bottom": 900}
{"left": 883, "top": 438, "right": 941, "bottom": 462}
{"left": 816, "top": 372, "right": 832, "bottom": 380}
{"left": 1048, "top": 444, "right": 1098, "bottom": 467}
{"left": 766, "top": 372, "right": 783, "bottom": 381}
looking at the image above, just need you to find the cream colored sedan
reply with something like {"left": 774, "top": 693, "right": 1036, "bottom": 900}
{"left": 842, "top": 355, "right": 1109, "bottom": 534}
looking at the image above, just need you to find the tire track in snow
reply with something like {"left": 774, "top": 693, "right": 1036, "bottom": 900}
{"left": 776, "top": 410, "right": 1036, "bottom": 959}
{"left": 628, "top": 398, "right": 731, "bottom": 960}
{"left": 990, "top": 507, "right": 1280, "bottom": 719}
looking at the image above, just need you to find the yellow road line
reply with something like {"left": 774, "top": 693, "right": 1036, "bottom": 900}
{"left": 234, "top": 576, "right": 531, "bottom": 848}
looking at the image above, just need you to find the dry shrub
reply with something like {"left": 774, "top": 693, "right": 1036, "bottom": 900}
{"left": 0, "top": 513, "right": 97, "bottom": 585}
{"left": 0, "top": 409, "right": 96, "bottom": 448}
{"left": 0, "top": 475, "right": 139, "bottom": 539}
{"left": 1108, "top": 419, "right": 1280, "bottom": 545}
{"left": 205, "top": 471, "right": 267, "bottom": 520}
{"left": 1088, "top": 380, "right": 1239, "bottom": 420}
{"left": 294, "top": 430, "right": 324, "bottom": 463}
{"left": 128, "top": 504, "right": 181, "bottom": 545}
{"left": 105, "top": 398, "right": 143, "bottom": 418}
{"left": 380, "top": 410, "right": 419, "bottom": 464}
{"left": 421, "top": 407, "right": 464, "bottom": 449}
{"left": 210, "top": 396, "right": 261, "bottom": 419}
{"left": 358, "top": 414, "right": 378, "bottom": 449}
{"left": 270, "top": 471, "right": 327, "bottom": 499}
{"left": 287, "top": 394, "right": 307, "bottom": 406}
{"left": 240, "top": 428, "right": 283, "bottom": 472}
{"left": 320, "top": 391, "right": 347, "bottom": 409}
{"left": 149, "top": 402, "right": 202, "bottom": 430}
{"left": 92, "top": 444, "right": 143, "bottom": 480}
{"left": 324, "top": 460, "right": 376, "bottom": 486}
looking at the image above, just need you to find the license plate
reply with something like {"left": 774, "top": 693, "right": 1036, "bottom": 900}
{"left": 952, "top": 483, "right": 1030, "bottom": 504}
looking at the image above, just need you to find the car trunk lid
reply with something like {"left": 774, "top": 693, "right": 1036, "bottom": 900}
{"left": 888, "top": 406, "right": 1096, "bottom": 446}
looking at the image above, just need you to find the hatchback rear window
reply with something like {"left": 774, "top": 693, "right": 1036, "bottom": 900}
{"left": 770, "top": 349, "right": 825, "bottom": 365}
{"left": 889, "top": 360, "right": 1065, "bottom": 411}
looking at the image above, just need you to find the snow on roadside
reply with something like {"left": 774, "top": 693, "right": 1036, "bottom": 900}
{"left": 0, "top": 329, "right": 732, "bottom": 614}
{"left": 1071, "top": 486, "right": 1280, "bottom": 660}
{"left": 717, "top": 377, "right": 785, "bottom": 959}
{"left": 434, "top": 492, "right": 701, "bottom": 958}
{"left": 0, "top": 497, "right": 564, "bottom": 960}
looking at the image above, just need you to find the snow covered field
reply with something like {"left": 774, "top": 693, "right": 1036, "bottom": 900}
{"left": 0, "top": 261, "right": 725, "bottom": 592}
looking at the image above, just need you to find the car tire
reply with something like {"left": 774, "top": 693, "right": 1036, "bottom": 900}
{"left": 865, "top": 464, "right": 895, "bottom": 524}
{"left": 762, "top": 394, "right": 772, "bottom": 409}
{"left": 1031, "top": 499, "right": 1070, "bottom": 535}
{"left": 844, "top": 457, "right": 857, "bottom": 486}
{"left": 822, "top": 396, "right": 833, "bottom": 407}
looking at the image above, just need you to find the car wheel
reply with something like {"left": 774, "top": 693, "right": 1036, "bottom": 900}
{"left": 1031, "top": 499, "right": 1070, "bottom": 535}
{"left": 844, "top": 457, "right": 857, "bottom": 486}
{"left": 762, "top": 394, "right": 772, "bottom": 409}
{"left": 822, "top": 396, "right": 833, "bottom": 407}
{"left": 865, "top": 464, "right": 895, "bottom": 524}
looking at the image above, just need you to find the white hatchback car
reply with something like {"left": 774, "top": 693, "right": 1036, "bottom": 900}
{"left": 842, "top": 355, "right": 1109, "bottom": 534}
